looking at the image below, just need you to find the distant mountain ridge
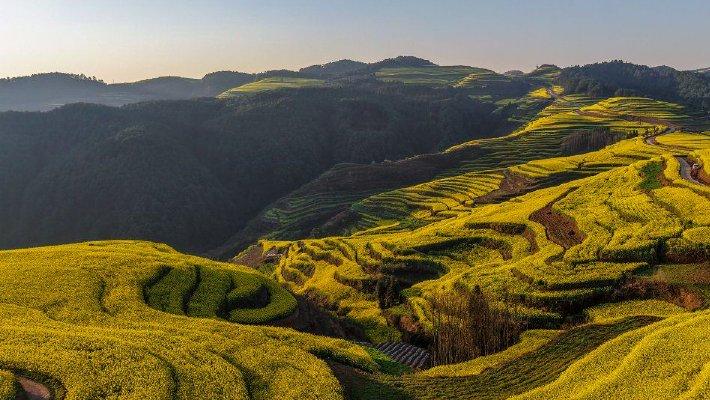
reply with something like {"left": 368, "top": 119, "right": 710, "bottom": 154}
{"left": 0, "top": 56, "right": 444, "bottom": 111}
{"left": 9, "top": 58, "right": 705, "bottom": 113}
{"left": 0, "top": 71, "right": 254, "bottom": 111}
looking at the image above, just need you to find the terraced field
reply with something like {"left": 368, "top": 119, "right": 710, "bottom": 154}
{"left": 343, "top": 96, "right": 686, "bottom": 233}
{"left": 374, "top": 65, "right": 530, "bottom": 99}
{"left": 250, "top": 95, "right": 685, "bottom": 246}
{"left": 260, "top": 95, "right": 709, "bottom": 342}
{"left": 375, "top": 66, "right": 496, "bottom": 86}
{"left": 218, "top": 76, "right": 325, "bottom": 97}
{"left": 338, "top": 316, "right": 663, "bottom": 399}
{"left": 513, "top": 311, "right": 710, "bottom": 400}
{"left": 0, "top": 241, "right": 383, "bottom": 400}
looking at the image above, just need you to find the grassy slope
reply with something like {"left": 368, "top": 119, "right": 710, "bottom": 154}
{"left": 513, "top": 311, "right": 710, "bottom": 400}
{"left": 218, "top": 76, "right": 324, "bottom": 97}
{"left": 0, "top": 370, "right": 20, "bottom": 400}
{"left": 375, "top": 66, "right": 493, "bottom": 86}
{"left": 0, "top": 241, "right": 379, "bottom": 400}
{"left": 343, "top": 317, "right": 658, "bottom": 400}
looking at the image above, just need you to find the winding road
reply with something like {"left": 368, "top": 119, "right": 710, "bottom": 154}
{"left": 643, "top": 130, "right": 707, "bottom": 186}
{"left": 675, "top": 156, "right": 703, "bottom": 185}
{"left": 542, "top": 86, "right": 704, "bottom": 187}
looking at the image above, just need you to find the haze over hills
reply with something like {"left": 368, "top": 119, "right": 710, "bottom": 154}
{"left": 0, "top": 55, "right": 709, "bottom": 400}
{"left": 5, "top": 56, "right": 707, "bottom": 112}
{"left": 0, "top": 56, "right": 429, "bottom": 111}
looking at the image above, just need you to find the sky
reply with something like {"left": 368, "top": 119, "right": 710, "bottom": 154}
{"left": 2, "top": 0, "right": 709, "bottom": 82}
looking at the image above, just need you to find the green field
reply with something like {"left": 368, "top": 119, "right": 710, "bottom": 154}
{"left": 375, "top": 66, "right": 494, "bottom": 86}
{"left": 218, "top": 76, "right": 325, "bottom": 97}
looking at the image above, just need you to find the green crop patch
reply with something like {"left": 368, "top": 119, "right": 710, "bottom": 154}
{"left": 145, "top": 264, "right": 296, "bottom": 324}
{"left": 218, "top": 76, "right": 324, "bottom": 97}
{"left": 638, "top": 161, "right": 663, "bottom": 190}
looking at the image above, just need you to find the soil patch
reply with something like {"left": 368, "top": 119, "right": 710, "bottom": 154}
{"left": 476, "top": 170, "right": 536, "bottom": 204}
{"left": 529, "top": 189, "right": 585, "bottom": 250}
{"left": 17, "top": 376, "right": 52, "bottom": 400}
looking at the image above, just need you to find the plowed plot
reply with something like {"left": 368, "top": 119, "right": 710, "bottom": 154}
{"left": 530, "top": 190, "right": 585, "bottom": 250}
{"left": 17, "top": 376, "right": 52, "bottom": 400}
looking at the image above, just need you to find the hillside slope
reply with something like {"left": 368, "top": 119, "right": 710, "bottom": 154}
{"left": 0, "top": 86, "right": 509, "bottom": 253}
{"left": 245, "top": 93, "right": 710, "bottom": 342}
{"left": 0, "top": 241, "right": 379, "bottom": 400}
{"left": 1, "top": 62, "right": 709, "bottom": 400}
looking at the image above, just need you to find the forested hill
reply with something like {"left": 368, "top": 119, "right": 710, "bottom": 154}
{"left": 0, "top": 71, "right": 254, "bottom": 111}
{"left": 0, "top": 56, "right": 436, "bottom": 112}
{"left": 0, "top": 85, "right": 510, "bottom": 253}
{"left": 558, "top": 61, "right": 710, "bottom": 112}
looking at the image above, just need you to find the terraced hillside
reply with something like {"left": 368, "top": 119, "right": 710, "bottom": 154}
{"left": 375, "top": 66, "right": 491, "bottom": 86}
{"left": 247, "top": 92, "right": 709, "bottom": 344}
{"left": 375, "top": 65, "right": 531, "bottom": 99}
{"left": 232, "top": 93, "right": 697, "bottom": 253}
{"left": 344, "top": 95, "right": 688, "bottom": 232}
{"left": 2, "top": 63, "right": 709, "bottom": 400}
{"left": 0, "top": 241, "right": 386, "bottom": 400}
{"left": 229, "top": 88, "right": 709, "bottom": 397}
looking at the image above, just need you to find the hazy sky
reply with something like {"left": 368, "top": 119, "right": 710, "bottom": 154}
{"left": 2, "top": 0, "right": 708, "bottom": 82}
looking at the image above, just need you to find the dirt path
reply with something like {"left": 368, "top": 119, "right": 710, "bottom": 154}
{"left": 17, "top": 376, "right": 52, "bottom": 400}
{"left": 644, "top": 133, "right": 660, "bottom": 146}
{"left": 529, "top": 189, "right": 585, "bottom": 250}
{"left": 675, "top": 156, "right": 704, "bottom": 185}
{"left": 545, "top": 87, "right": 561, "bottom": 101}
{"left": 644, "top": 131, "right": 707, "bottom": 186}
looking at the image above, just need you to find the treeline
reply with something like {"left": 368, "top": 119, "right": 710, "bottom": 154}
{"left": 557, "top": 60, "right": 710, "bottom": 112}
{"left": 0, "top": 86, "right": 510, "bottom": 253}
{"left": 560, "top": 127, "right": 628, "bottom": 155}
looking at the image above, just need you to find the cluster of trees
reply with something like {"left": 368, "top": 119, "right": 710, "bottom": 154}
{"left": 0, "top": 72, "right": 104, "bottom": 83}
{"left": 429, "top": 286, "right": 523, "bottom": 365}
{"left": 560, "top": 127, "right": 628, "bottom": 155}
{"left": 0, "top": 86, "right": 510, "bottom": 253}
{"left": 557, "top": 61, "right": 710, "bottom": 112}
